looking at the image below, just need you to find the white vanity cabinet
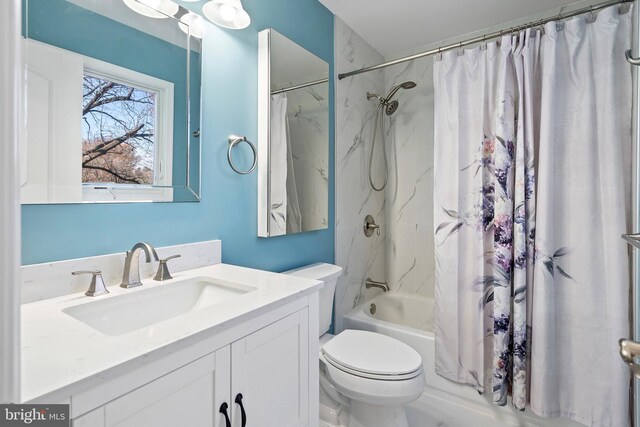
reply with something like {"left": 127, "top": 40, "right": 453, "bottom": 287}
{"left": 67, "top": 297, "right": 317, "bottom": 427}
{"left": 97, "top": 354, "right": 217, "bottom": 427}
{"left": 230, "top": 309, "right": 309, "bottom": 427}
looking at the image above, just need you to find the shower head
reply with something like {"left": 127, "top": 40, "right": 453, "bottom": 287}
{"left": 384, "top": 81, "right": 417, "bottom": 102}
{"left": 366, "top": 81, "right": 416, "bottom": 116}
{"left": 385, "top": 100, "right": 399, "bottom": 116}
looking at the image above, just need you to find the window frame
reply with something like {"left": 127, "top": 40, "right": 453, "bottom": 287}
{"left": 81, "top": 55, "right": 174, "bottom": 202}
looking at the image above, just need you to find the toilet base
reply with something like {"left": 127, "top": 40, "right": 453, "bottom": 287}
{"left": 319, "top": 366, "right": 413, "bottom": 427}
{"left": 348, "top": 401, "right": 409, "bottom": 427}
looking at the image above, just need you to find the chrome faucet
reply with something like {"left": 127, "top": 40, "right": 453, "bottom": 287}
{"left": 120, "top": 242, "right": 159, "bottom": 288}
{"left": 365, "top": 278, "right": 389, "bottom": 292}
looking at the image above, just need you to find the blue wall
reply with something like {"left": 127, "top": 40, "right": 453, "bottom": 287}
{"left": 21, "top": 0, "right": 335, "bottom": 272}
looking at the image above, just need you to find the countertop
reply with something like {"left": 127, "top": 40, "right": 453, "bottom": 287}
{"left": 21, "top": 263, "right": 323, "bottom": 403}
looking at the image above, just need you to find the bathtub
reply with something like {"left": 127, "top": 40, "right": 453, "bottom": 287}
{"left": 342, "top": 292, "right": 581, "bottom": 427}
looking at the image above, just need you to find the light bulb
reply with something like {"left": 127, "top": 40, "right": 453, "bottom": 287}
{"left": 179, "top": 12, "right": 204, "bottom": 39}
{"left": 123, "top": 0, "right": 178, "bottom": 19}
{"left": 202, "top": 0, "right": 250, "bottom": 30}
{"left": 219, "top": 4, "right": 237, "bottom": 22}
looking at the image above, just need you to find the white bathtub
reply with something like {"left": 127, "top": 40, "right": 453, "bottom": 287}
{"left": 343, "top": 293, "right": 582, "bottom": 427}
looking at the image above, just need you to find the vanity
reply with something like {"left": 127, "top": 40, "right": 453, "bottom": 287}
{"left": 21, "top": 241, "right": 322, "bottom": 427}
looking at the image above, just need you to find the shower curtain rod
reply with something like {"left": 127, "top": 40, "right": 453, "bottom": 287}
{"left": 337, "top": 0, "right": 632, "bottom": 80}
{"left": 271, "top": 77, "right": 329, "bottom": 95}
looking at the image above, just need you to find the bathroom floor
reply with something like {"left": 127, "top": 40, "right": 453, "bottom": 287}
{"left": 405, "top": 391, "right": 564, "bottom": 427}
{"left": 320, "top": 390, "right": 547, "bottom": 427}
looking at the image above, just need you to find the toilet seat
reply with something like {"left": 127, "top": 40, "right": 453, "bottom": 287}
{"left": 321, "top": 330, "right": 423, "bottom": 380}
{"left": 323, "top": 354, "right": 422, "bottom": 380}
{"left": 320, "top": 353, "right": 425, "bottom": 406}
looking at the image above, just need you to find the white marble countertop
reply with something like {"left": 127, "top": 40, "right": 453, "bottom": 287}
{"left": 21, "top": 263, "right": 322, "bottom": 403}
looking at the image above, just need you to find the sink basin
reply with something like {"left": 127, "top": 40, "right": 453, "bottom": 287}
{"left": 63, "top": 277, "right": 256, "bottom": 336}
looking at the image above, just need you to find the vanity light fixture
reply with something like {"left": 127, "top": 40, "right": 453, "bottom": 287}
{"left": 179, "top": 12, "right": 205, "bottom": 38}
{"left": 122, "top": 0, "right": 179, "bottom": 19}
{"left": 202, "top": 0, "right": 250, "bottom": 30}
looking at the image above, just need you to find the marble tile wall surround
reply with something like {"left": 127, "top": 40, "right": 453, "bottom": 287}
{"left": 334, "top": 17, "right": 387, "bottom": 333}
{"left": 286, "top": 84, "right": 329, "bottom": 231}
{"left": 384, "top": 57, "right": 435, "bottom": 298}
{"left": 21, "top": 240, "right": 221, "bottom": 303}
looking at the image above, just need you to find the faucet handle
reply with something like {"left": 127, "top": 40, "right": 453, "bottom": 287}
{"left": 72, "top": 270, "right": 109, "bottom": 297}
{"left": 154, "top": 254, "right": 181, "bottom": 281}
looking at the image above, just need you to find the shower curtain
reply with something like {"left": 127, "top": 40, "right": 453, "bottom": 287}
{"left": 433, "top": 5, "right": 632, "bottom": 426}
{"left": 271, "top": 93, "right": 303, "bottom": 235}
{"left": 270, "top": 93, "right": 289, "bottom": 235}
{"left": 285, "top": 110, "right": 303, "bottom": 234}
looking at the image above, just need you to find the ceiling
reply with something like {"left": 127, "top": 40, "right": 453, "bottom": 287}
{"left": 318, "top": 0, "right": 585, "bottom": 57}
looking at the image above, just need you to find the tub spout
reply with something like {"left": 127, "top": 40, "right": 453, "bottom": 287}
{"left": 365, "top": 278, "right": 389, "bottom": 292}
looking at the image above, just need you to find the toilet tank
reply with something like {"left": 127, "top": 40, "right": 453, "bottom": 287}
{"left": 283, "top": 263, "right": 343, "bottom": 336}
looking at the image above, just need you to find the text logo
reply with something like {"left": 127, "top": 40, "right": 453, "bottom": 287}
{"left": 0, "top": 405, "right": 69, "bottom": 426}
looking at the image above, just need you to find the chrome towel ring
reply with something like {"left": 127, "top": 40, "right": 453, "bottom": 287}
{"left": 227, "top": 135, "right": 257, "bottom": 175}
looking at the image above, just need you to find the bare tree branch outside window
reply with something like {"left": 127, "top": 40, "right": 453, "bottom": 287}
{"left": 82, "top": 75, "right": 156, "bottom": 184}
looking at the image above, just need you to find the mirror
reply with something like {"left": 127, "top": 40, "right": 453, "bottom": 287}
{"left": 257, "top": 29, "right": 329, "bottom": 237}
{"left": 21, "top": 0, "right": 202, "bottom": 204}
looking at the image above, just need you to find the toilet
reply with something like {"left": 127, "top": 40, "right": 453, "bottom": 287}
{"left": 285, "top": 263, "right": 425, "bottom": 427}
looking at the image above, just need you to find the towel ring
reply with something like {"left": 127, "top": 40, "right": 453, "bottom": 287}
{"left": 227, "top": 135, "right": 257, "bottom": 175}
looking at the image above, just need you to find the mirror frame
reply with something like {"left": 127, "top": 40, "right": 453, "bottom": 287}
{"left": 257, "top": 28, "right": 271, "bottom": 237}
{"left": 257, "top": 28, "right": 329, "bottom": 237}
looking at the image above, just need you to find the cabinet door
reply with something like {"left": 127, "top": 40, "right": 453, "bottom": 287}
{"left": 231, "top": 309, "right": 309, "bottom": 427}
{"left": 103, "top": 352, "right": 226, "bottom": 427}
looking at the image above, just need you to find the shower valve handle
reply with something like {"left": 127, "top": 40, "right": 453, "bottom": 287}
{"left": 364, "top": 215, "right": 380, "bottom": 237}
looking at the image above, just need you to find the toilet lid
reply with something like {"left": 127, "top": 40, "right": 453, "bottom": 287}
{"left": 321, "top": 330, "right": 422, "bottom": 376}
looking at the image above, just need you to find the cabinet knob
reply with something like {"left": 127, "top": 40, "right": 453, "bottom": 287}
{"left": 235, "top": 393, "right": 247, "bottom": 427}
{"left": 219, "top": 402, "right": 231, "bottom": 427}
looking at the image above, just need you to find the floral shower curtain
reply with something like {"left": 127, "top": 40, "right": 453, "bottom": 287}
{"left": 433, "top": 5, "right": 631, "bottom": 426}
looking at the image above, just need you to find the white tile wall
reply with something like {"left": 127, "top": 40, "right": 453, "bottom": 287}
{"left": 335, "top": 17, "right": 437, "bottom": 330}
{"left": 384, "top": 57, "right": 435, "bottom": 298}
{"left": 334, "top": 17, "right": 387, "bottom": 332}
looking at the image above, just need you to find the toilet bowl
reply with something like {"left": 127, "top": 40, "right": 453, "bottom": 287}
{"left": 285, "top": 263, "right": 425, "bottom": 427}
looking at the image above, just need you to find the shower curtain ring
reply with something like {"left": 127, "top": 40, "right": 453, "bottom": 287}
{"left": 436, "top": 46, "right": 443, "bottom": 61}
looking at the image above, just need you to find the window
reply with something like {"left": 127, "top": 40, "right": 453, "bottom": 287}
{"left": 81, "top": 56, "right": 174, "bottom": 202}
{"left": 82, "top": 74, "right": 156, "bottom": 185}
